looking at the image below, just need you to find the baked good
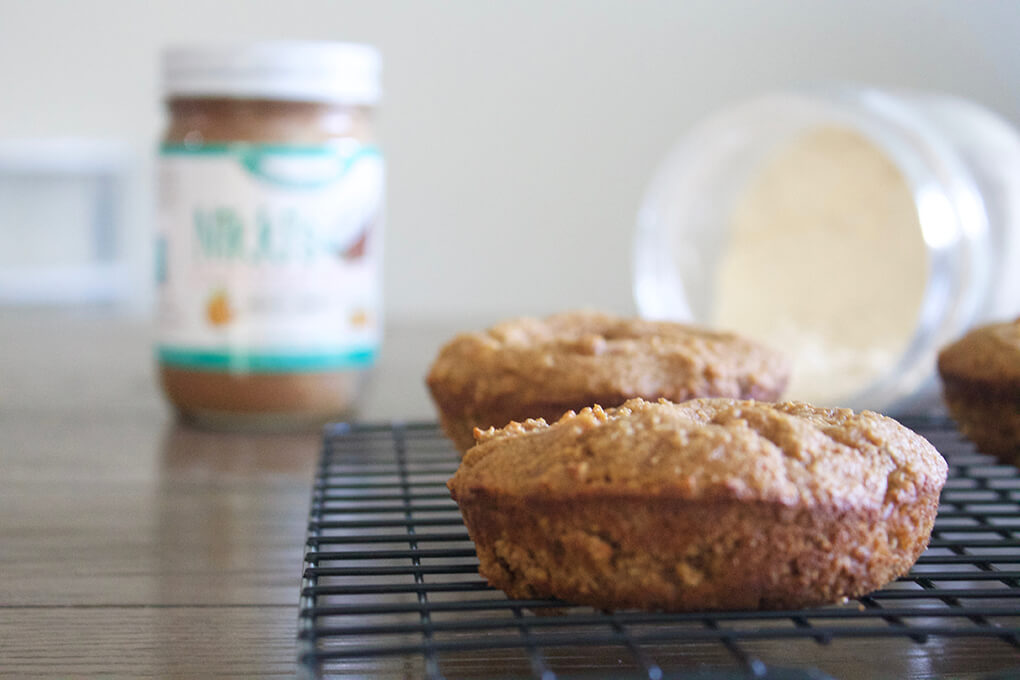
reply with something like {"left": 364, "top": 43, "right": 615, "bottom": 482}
{"left": 937, "top": 318, "right": 1020, "bottom": 460}
{"left": 448, "top": 398, "right": 947, "bottom": 612}
{"left": 426, "top": 311, "right": 790, "bottom": 451}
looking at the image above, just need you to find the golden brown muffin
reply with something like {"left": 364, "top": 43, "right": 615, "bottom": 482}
{"left": 448, "top": 398, "right": 947, "bottom": 612}
{"left": 937, "top": 318, "right": 1020, "bottom": 460}
{"left": 426, "top": 311, "right": 790, "bottom": 451}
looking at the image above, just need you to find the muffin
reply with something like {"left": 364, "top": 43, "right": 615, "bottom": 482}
{"left": 937, "top": 318, "right": 1020, "bottom": 460}
{"left": 426, "top": 311, "right": 790, "bottom": 451}
{"left": 448, "top": 398, "right": 947, "bottom": 612}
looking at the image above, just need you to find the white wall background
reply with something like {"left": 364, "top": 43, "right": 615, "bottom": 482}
{"left": 1, "top": 0, "right": 1018, "bottom": 326}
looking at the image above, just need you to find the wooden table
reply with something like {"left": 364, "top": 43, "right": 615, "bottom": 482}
{"left": 0, "top": 310, "right": 444, "bottom": 678}
{"left": 3, "top": 311, "right": 1019, "bottom": 679}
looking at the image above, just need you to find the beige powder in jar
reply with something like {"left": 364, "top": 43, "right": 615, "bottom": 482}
{"left": 712, "top": 127, "right": 929, "bottom": 404}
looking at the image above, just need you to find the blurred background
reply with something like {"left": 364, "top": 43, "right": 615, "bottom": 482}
{"left": 0, "top": 0, "right": 1017, "bottom": 326}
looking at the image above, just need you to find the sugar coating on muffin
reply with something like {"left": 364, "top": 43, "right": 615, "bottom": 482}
{"left": 427, "top": 311, "right": 790, "bottom": 451}
{"left": 449, "top": 397, "right": 947, "bottom": 612}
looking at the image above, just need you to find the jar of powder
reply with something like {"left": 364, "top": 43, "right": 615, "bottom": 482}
{"left": 634, "top": 87, "right": 1020, "bottom": 412}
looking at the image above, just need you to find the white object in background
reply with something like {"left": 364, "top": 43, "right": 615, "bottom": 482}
{"left": 0, "top": 139, "right": 129, "bottom": 305}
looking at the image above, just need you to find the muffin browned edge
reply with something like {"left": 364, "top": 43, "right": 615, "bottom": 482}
{"left": 450, "top": 490, "right": 940, "bottom": 611}
{"left": 938, "top": 332, "right": 1020, "bottom": 461}
{"left": 448, "top": 406, "right": 945, "bottom": 612}
{"left": 426, "top": 315, "right": 790, "bottom": 453}
{"left": 939, "top": 376, "right": 1020, "bottom": 460}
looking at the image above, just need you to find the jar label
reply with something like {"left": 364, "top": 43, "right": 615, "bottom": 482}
{"left": 157, "top": 141, "right": 383, "bottom": 372}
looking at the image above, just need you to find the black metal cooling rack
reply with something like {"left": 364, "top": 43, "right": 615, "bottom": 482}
{"left": 298, "top": 419, "right": 1020, "bottom": 680}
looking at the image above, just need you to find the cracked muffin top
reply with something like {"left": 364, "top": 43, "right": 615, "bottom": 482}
{"left": 449, "top": 398, "right": 947, "bottom": 512}
{"left": 427, "top": 311, "right": 790, "bottom": 415}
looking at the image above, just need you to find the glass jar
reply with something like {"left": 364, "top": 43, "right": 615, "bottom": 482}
{"left": 634, "top": 87, "right": 1020, "bottom": 413}
{"left": 157, "top": 41, "right": 383, "bottom": 430}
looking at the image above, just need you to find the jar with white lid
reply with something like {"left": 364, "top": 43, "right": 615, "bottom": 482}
{"left": 157, "top": 41, "right": 383, "bottom": 430}
{"left": 634, "top": 87, "right": 1020, "bottom": 413}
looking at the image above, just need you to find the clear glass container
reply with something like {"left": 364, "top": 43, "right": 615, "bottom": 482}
{"left": 634, "top": 87, "right": 1020, "bottom": 413}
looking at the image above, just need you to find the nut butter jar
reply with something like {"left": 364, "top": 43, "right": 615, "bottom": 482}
{"left": 157, "top": 41, "right": 383, "bottom": 430}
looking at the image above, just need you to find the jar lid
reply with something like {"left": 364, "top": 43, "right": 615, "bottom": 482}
{"left": 162, "top": 41, "right": 381, "bottom": 104}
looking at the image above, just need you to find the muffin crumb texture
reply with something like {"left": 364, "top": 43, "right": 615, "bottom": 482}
{"left": 448, "top": 398, "right": 947, "bottom": 611}
{"left": 937, "top": 318, "right": 1020, "bottom": 461}
{"left": 428, "top": 311, "right": 790, "bottom": 451}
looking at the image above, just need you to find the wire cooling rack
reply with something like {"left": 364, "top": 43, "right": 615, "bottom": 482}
{"left": 298, "top": 419, "right": 1020, "bottom": 680}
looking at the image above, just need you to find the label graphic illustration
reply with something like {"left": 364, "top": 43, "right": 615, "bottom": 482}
{"left": 157, "top": 142, "right": 384, "bottom": 373}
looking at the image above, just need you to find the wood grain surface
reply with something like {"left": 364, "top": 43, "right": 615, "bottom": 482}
{"left": 0, "top": 310, "right": 444, "bottom": 679}
{"left": 2, "top": 311, "right": 1018, "bottom": 679}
